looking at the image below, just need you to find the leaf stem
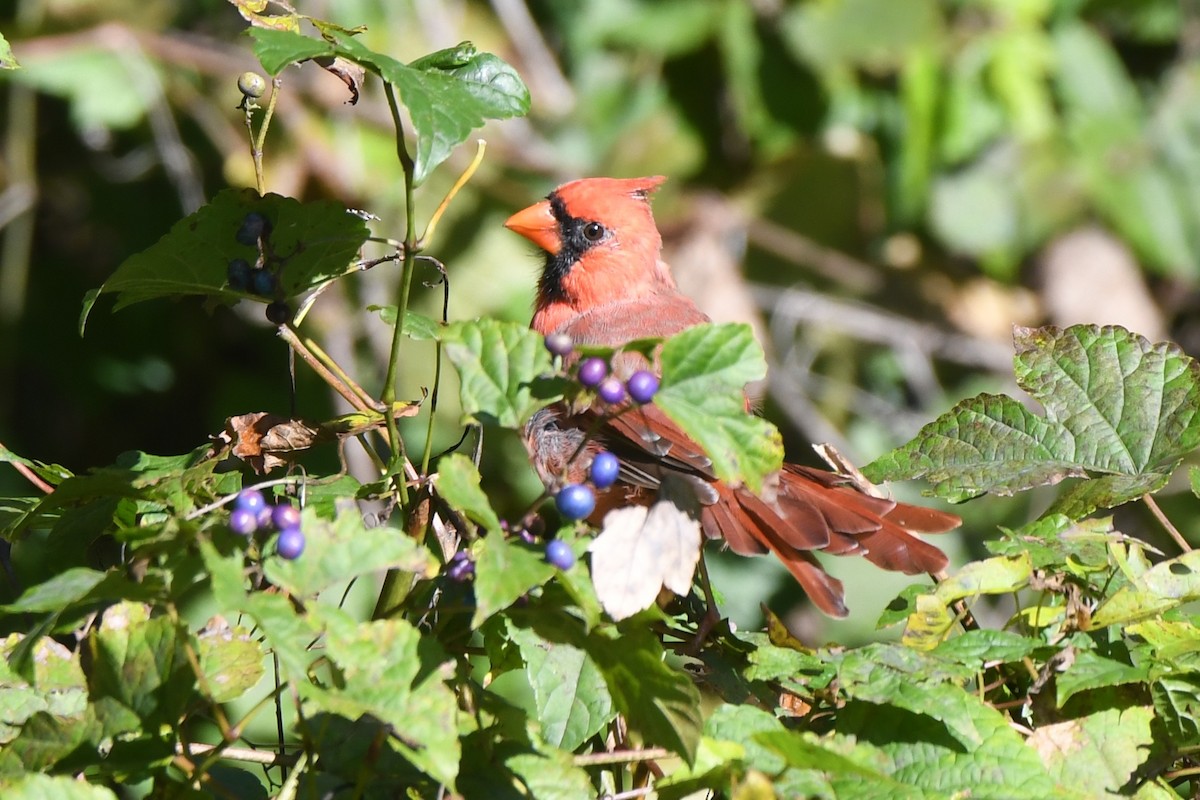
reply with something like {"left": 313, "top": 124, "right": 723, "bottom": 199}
{"left": 277, "top": 324, "right": 372, "bottom": 413}
{"left": 249, "top": 74, "right": 283, "bottom": 196}
{"left": 418, "top": 138, "right": 486, "bottom": 249}
{"left": 301, "top": 332, "right": 378, "bottom": 410}
{"left": 1143, "top": 493, "right": 1190, "bottom": 552}
{"left": 572, "top": 747, "right": 671, "bottom": 766}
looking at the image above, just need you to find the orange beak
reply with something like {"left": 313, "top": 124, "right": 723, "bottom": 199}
{"left": 504, "top": 199, "right": 560, "bottom": 255}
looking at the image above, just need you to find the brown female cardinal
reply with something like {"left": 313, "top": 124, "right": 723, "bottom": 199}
{"left": 505, "top": 176, "right": 958, "bottom": 617}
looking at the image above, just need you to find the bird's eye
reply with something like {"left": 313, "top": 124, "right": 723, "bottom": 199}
{"left": 582, "top": 221, "right": 605, "bottom": 242}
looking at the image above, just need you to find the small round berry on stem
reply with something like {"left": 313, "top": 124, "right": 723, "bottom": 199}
{"left": 277, "top": 528, "right": 306, "bottom": 559}
{"left": 577, "top": 357, "right": 608, "bottom": 388}
{"left": 626, "top": 370, "right": 660, "bottom": 404}
{"left": 545, "top": 539, "right": 575, "bottom": 570}
{"left": 589, "top": 451, "right": 620, "bottom": 489}
{"left": 597, "top": 377, "right": 626, "bottom": 405}
{"left": 544, "top": 333, "right": 573, "bottom": 358}
{"left": 555, "top": 483, "right": 596, "bottom": 520}
{"left": 272, "top": 502, "right": 301, "bottom": 531}
{"left": 266, "top": 301, "right": 291, "bottom": 326}
{"left": 250, "top": 269, "right": 276, "bottom": 297}
{"left": 234, "top": 488, "right": 266, "bottom": 515}
{"left": 236, "top": 212, "right": 271, "bottom": 247}
{"left": 227, "top": 258, "right": 252, "bottom": 291}
{"left": 229, "top": 508, "right": 258, "bottom": 536}
{"left": 238, "top": 71, "right": 267, "bottom": 99}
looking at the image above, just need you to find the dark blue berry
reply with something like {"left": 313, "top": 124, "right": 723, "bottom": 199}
{"left": 589, "top": 451, "right": 620, "bottom": 489}
{"left": 266, "top": 300, "right": 291, "bottom": 325}
{"left": 234, "top": 489, "right": 266, "bottom": 515}
{"left": 227, "top": 258, "right": 252, "bottom": 291}
{"left": 627, "top": 370, "right": 659, "bottom": 404}
{"left": 272, "top": 502, "right": 301, "bottom": 531}
{"left": 236, "top": 212, "right": 270, "bottom": 247}
{"left": 229, "top": 508, "right": 258, "bottom": 536}
{"left": 545, "top": 539, "right": 575, "bottom": 570}
{"left": 545, "top": 333, "right": 573, "bottom": 358}
{"left": 555, "top": 483, "right": 595, "bottom": 521}
{"left": 250, "top": 269, "right": 276, "bottom": 296}
{"left": 577, "top": 357, "right": 607, "bottom": 388}
{"left": 277, "top": 527, "right": 305, "bottom": 559}
{"left": 597, "top": 377, "right": 626, "bottom": 404}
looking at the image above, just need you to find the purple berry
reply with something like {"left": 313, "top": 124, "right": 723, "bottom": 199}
{"left": 626, "top": 370, "right": 659, "bottom": 404}
{"left": 250, "top": 269, "right": 276, "bottom": 297}
{"left": 447, "top": 551, "right": 475, "bottom": 581}
{"left": 256, "top": 505, "right": 274, "bottom": 529}
{"left": 545, "top": 333, "right": 573, "bottom": 358}
{"left": 545, "top": 539, "right": 575, "bottom": 570}
{"left": 229, "top": 508, "right": 258, "bottom": 536}
{"left": 272, "top": 502, "right": 301, "bottom": 531}
{"left": 577, "top": 357, "right": 608, "bottom": 388}
{"left": 555, "top": 483, "right": 595, "bottom": 521}
{"left": 237, "top": 212, "right": 270, "bottom": 247}
{"left": 598, "top": 376, "right": 626, "bottom": 404}
{"left": 266, "top": 300, "right": 291, "bottom": 325}
{"left": 589, "top": 451, "right": 620, "bottom": 489}
{"left": 277, "top": 527, "right": 305, "bottom": 559}
{"left": 227, "top": 258, "right": 252, "bottom": 291}
{"left": 234, "top": 489, "right": 266, "bottom": 515}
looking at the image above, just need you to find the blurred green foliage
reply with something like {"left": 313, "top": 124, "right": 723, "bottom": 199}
{"left": 3, "top": 0, "right": 1200, "bottom": 637}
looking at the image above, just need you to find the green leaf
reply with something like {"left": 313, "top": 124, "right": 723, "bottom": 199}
{"left": 866, "top": 325, "right": 1200, "bottom": 513}
{"left": 249, "top": 27, "right": 333, "bottom": 75}
{"left": 87, "top": 602, "right": 190, "bottom": 727}
{"left": 1, "top": 567, "right": 106, "bottom": 613}
{"left": 196, "top": 620, "right": 265, "bottom": 704}
{"left": 587, "top": 626, "right": 702, "bottom": 763}
{"left": 368, "top": 304, "right": 442, "bottom": 340}
{"left": 656, "top": 323, "right": 783, "bottom": 493}
{"left": 82, "top": 189, "right": 369, "bottom": 331}
{"left": 705, "top": 704, "right": 789, "bottom": 775}
{"left": 1029, "top": 704, "right": 1157, "bottom": 796}
{"left": 0, "top": 774, "right": 118, "bottom": 800}
{"left": 836, "top": 692, "right": 1074, "bottom": 798}
{"left": 435, "top": 454, "right": 502, "bottom": 534}
{"left": 325, "top": 30, "right": 529, "bottom": 183}
{"left": 1056, "top": 649, "right": 1151, "bottom": 707}
{"left": 443, "top": 318, "right": 559, "bottom": 428}
{"left": 506, "top": 620, "right": 615, "bottom": 751}
{"left": 757, "top": 729, "right": 892, "bottom": 783}
{"left": 263, "top": 508, "right": 432, "bottom": 599}
{"left": 506, "top": 752, "right": 595, "bottom": 799}
{"left": 1090, "top": 549, "right": 1200, "bottom": 628}
{"left": 11, "top": 47, "right": 147, "bottom": 131}
{"left": 933, "top": 630, "right": 1042, "bottom": 668}
{"left": 302, "top": 607, "right": 460, "bottom": 786}
{"left": 472, "top": 532, "right": 557, "bottom": 627}
{"left": 0, "top": 635, "right": 88, "bottom": 745}
{"left": 1152, "top": 673, "right": 1200, "bottom": 745}
{"left": 933, "top": 554, "right": 1032, "bottom": 605}
{"left": 0, "top": 33, "right": 19, "bottom": 70}
{"left": 837, "top": 644, "right": 981, "bottom": 747}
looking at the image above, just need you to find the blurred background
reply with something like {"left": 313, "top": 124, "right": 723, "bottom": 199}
{"left": 3, "top": 0, "right": 1199, "bottom": 639}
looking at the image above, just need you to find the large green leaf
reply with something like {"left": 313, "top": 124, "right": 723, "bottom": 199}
{"left": 443, "top": 319, "right": 560, "bottom": 429}
{"left": 656, "top": 323, "right": 782, "bottom": 493}
{"left": 249, "top": 29, "right": 529, "bottom": 184}
{"left": 82, "top": 189, "right": 369, "bottom": 330}
{"left": 866, "top": 325, "right": 1200, "bottom": 515}
{"left": 472, "top": 531, "right": 557, "bottom": 628}
{"left": 435, "top": 454, "right": 502, "bottom": 534}
{"left": 263, "top": 508, "right": 433, "bottom": 599}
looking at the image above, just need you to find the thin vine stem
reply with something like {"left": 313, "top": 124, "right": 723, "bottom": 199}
{"left": 381, "top": 81, "right": 418, "bottom": 506}
{"left": 1143, "top": 493, "right": 1191, "bottom": 552}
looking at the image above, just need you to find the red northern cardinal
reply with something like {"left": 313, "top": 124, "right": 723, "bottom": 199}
{"left": 505, "top": 176, "right": 958, "bottom": 617}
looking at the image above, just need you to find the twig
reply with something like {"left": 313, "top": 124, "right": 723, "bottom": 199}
{"left": 4, "top": 456, "right": 53, "bottom": 494}
{"left": 177, "top": 742, "right": 300, "bottom": 767}
{"left": 419, "top": 139, "right": 487, "bottom": 249}
{"left": 1143, "top": 494, "right": 1191, "bottom": 552}
{"left": 573, "top": 747, "right": 671, "bottom": 767}
{"left": 745, "top": 216, "right": 881, "bottom": 292}
{"left": 751, "top": 284, "right": 1014, "bottom": 372}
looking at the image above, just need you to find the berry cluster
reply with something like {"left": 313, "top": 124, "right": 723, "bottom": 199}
{"left": 545, "top": 335, "right": 660, "bottom": 407}
{"left": 227, "top": 488, "right": 305, "bottom": 559}
{"left": 225, "top": 210, "right": 290, "bottom": 326}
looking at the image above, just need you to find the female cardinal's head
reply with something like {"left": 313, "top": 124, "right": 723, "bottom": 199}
{"left": 506, "top": 176, "right": 673, "bottom": 321}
